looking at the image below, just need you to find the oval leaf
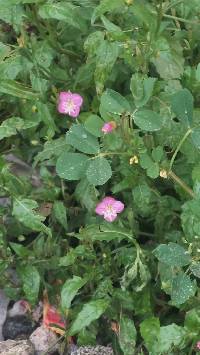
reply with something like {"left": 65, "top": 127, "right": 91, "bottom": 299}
{"left": 19, "top": 265, "right": 40, "bottom": 305}
{"left": 66, "top": 124, "right": 100, "bottom": 155}
{"left": 56, "top": 152, "right": 88, "bottom": 181}
{"left": 153, "top": 243, "right": 191, "bottom": 267}
{"left": 61, "top": 276, "right": 87, "bottom": 310}
{"left": 68, "top": 299, "right": 108, "bottom": 336}
{"left": 86, "top": 157, "right": 112, "bottom": 185}
{"left": 133, "top": 109, "right": 165, "bottom": 131}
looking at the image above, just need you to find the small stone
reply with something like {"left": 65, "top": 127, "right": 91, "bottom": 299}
{"left": 70, "top": 345, "right": 114, "bottom": 355}
{"left": 3, "top": 315, "right": 35, "bottom": 340}
{"left": 0, "top": 290, "right": 10, "bottom": 340}
{"left": 30, "top": 325, "right": 59, "bottom": 354}
{"left": 0, "top": 339, "right": 34, "bottom": 355}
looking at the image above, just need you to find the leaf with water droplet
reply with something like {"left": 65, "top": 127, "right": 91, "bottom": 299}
{"left": 56, "top": 152, "right": 88, "bottom": 180}
{"left": 66, "top": 123, "right": 100, "bottom": 154}
{"left": 171, "top": 88, "right": 193, "bottom": 127}
{"left": 86, "top": 157, "right": 112, "bottom": 185}
{"left": 133, "top": 109, "right": 165, "bottom": 131}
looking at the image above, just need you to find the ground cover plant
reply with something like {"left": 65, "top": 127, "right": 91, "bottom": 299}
{"left": 1, "top": 0, "right": 200, "bottom": 353}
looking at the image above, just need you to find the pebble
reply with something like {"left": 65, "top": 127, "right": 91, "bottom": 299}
{"left": 70, "top": 345, "right": 114, "bottom": 355}
{"left": 0, "top": 290, "right": 9, "bottom": 341}
{"left": 29, "top": 325, "right": 59, "bottom": 354}
{"left": 0, "top": 339, "right": 34, "bottom": 355}
{"left": 2, "top": 315, "right": 35, "bottom": 340}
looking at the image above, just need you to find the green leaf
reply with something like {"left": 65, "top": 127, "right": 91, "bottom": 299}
{"left": 151, "top": 37, "right": 184, "bottom": 80}
{"left": 84, "top": 114, "right": 104, "bottom": 137}
{"left": 61, "top": 276, "right": 87, "bottom": 310}
{"left": 158, "top": 324, "right": 186, "bottom": 353}
{"left": 101, "top": 15, "right": 126, "bottom": 41}
{"left": 79, "top": 225, "right": 130, "bottom": 242}
{"left": 140, "top": 317, "right": 160, "bottom": 354}
{"left": 66, "top": 124, "right": 100, "bottom": 154}
{"left": 34, "top": 137, "right": 69, "bottom": 166}
{"left": 9, "top": 242, "right": 30, "bottom": 257}
{"left": 191, "top": 128, "right": 200, "bottom": 149}
{"left": 0, "top": 42, "right": 11, "bottom": 61}
{"left": 0, "top": 80, "right": 39, "bottom": 100}
{"left": 181, "top": 200, "right": 200, "bottom": 242}
{"left": 95, "top": 40, "right": 119, "bottom": 94}
{"left": 75, "top": 179, "right": 98, "bottom": 211}
{"left": 133, "top": 109, "right": 165, "bottom": 131}
{"left": 100, "top": 89, "right": 131, "bottom": 120}
{"left": 86, "top": 157, "right": 112, "bottom": 186}
{"left": 68, "top": 299, "right": 108, "bottom": 336}
{"left": 37, "top": 102, "right": 57, "bottom": 139}
{"left": 130, "top": 74, "right": 156, "bottom": 108}
{"left": 53, "top": 201, "right": 67, "bottom": 230}
{"left": 190, "top": 262, "right": 200, "bottom": 278}
{"left": 56, "top": 152, "right": 88, "bottom": 181}
{"left": 0, "top": 117, "right": 24, "bottom": 140}
{"left": 19, "top": 265, "right": 40, "bottom": 305}
{"left": 119, "top": 317, "right": 136, "bottom": 355}
{"left": 171, "top": 89, "right": 193, "bottom": 127}
{"left": 185, "top": 308, "right": 200, "bottom": 336}
{"left": 152, "top": 146, "right": 164, "bottom": 162}
{"left": 91, "top": 0, "right": 124, "bottom": 24}
{"left": 171, "top": 273, "right": 196, "bottom": 305}
{"left": 39, "top": 2, "right": 82, "bottom": 29}
{"left": 12, "top": 198, "right": 51, "bottom": 236}
{"left": 153, "top": 243, "right": 191, "bottom": 267}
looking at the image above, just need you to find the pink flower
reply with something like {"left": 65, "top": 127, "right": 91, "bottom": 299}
{"left": 95, "top": 196, "right": 124, "bottom": 222}
{"left": 196, "top": 341, "right": 200, "bottom": 350}
{"left": 58, "top": 91, "right": 83, "bottom": 118}
{"left": 101, "top": 121, "right": 116, "bottom": 134}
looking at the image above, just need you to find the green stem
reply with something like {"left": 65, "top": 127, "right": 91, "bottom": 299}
{"left": 168, "top": 171, "right": 195, "bottom": 199}
{"left": 163, "top": 13, "right": 199, "bottom": 25}
{"left": 169, "top": 128, "right": 192, "bottom": 170}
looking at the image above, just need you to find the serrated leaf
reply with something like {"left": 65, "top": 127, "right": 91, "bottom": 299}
{"left": 80, "top": 225, "right": 131, "bottom": 242}
{"left": 61, "top": 276, "right": 87, "bottom": 310}
{"left": 119, "top": 317, "right": 136, "bottom": 355}
{"left": 56, "top": 152, "right": 88, "bottom": 181}
{"left": 86, "top": 157, "right": 112, "bottom": 186}
{"left": 133, "top": 109, "right": 165, "bottom": 131}
{"left": 66, "top": 124, "right": 100, "bottom": 154}
{"left": 12, "top": 198, "right": 51, "bottom": 236}
{"left": 68, "top": 299, "right": 108, "bottom": 336}
{"left": 153, "top": 243, "right": 191, "bottom": 267}
{"left": 171, "top": 273, "right": 196, "bottom": 305}
{"left": 19, "top": 265, "right": 40, "bottom": 305}
{"left": 53, "top": 201, "right": 67, "bottom": 230}
{"left": 171, "top": 89, "right": 193, "bottom": 127}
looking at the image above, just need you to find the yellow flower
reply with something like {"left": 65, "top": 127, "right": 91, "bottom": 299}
{"left": 129, "top": 155, "right": 139, "bottom": 165}
{"left": 160, "top": 169, "right": 168, "bottom": 179}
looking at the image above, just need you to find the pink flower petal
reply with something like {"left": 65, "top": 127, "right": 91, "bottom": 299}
{"left": 95, "top": 201, "right": 106, "bottom": 215}
{"left": 113, "top": 200, "right": 124, "bottom": 213}
{"left": 104, "top": 212, "right": 117, "bottom": 222}
{"left": 69, "top": 105, "right": 81, "bottom": 118}
{"left": 71, "top": 93, "right": 83, "bottom": 107}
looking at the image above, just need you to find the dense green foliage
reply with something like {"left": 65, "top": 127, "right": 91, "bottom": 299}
{"left": 1, "top": 0, "right": 200, "bottom": 353}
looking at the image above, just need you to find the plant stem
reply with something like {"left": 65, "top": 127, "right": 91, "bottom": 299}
{"left": 168, "top": 171, "right": 195, "bottom": 199}
{"left": 163, "top": 13, "right": 199, "bottom": 25}
{"left": 169, "top": 128, "right": 192, "bottom": 170}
